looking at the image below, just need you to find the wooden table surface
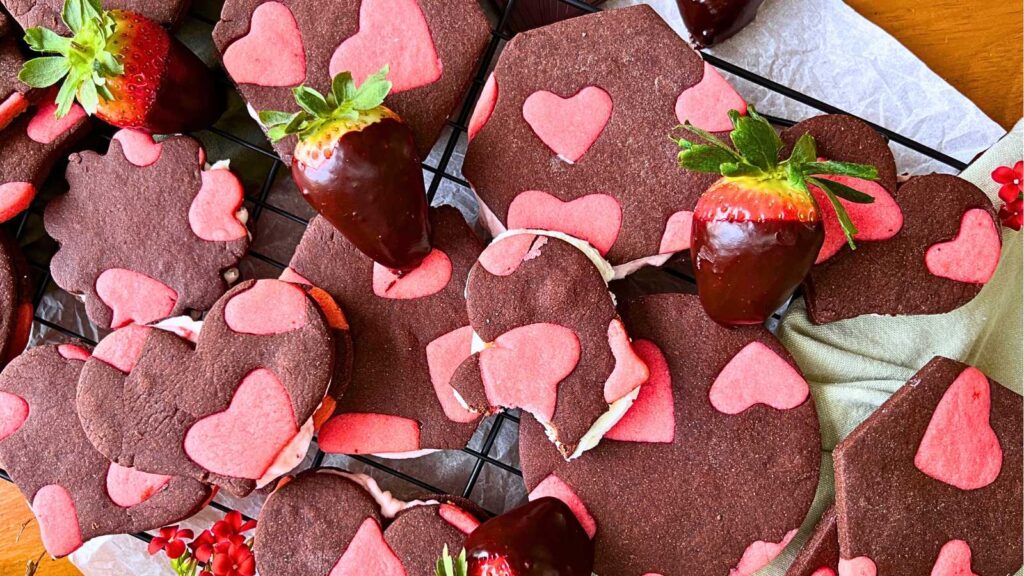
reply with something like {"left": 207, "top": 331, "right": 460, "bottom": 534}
{"left": 2, "top": 1, "right": 1022, "bottom": 575}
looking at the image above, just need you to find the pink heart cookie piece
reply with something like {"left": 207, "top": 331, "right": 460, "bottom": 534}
{"left": 93, "top": 325, "right": 152, "bottom": 373}
{"left": 468, "top": 73, "right": 498, "bottom": 141}
{"left": 224, "top": 279, "right": 309, "bottom": 335}
{"left": 105, "top": 463, "right": 172, "bottom": 508}
{"left": 478, "top": 234, "right": 547, "bottom": 277}
{"left": 914, "top": 366, "right": 1002, "bottom": 490}
{"left": 603, "top": 319, "right": 649, "bottom": 403}
{"left": 0, "top": 390, "right": 29, "bottom": 441}
{"left": 27, "top": 99, "right": 86, "bottom": 145}
{"left": 32, "top": 484, "right": 83, "bottom": 558}
{"left": 223, "top": 1, "right": 306, "bottom": 87}
{"left": 809, "top": 175, "right": 902, "bottom": 264}
{"left": 112, "top": 129, "right": 163, "bottom": 167}
{"left": 812, "top": 569, "right": 838, "bottom": 576}
{"left": 606, "top": 339, "right": 674, "bottom": 443}
{"left": 328, "top": 517, "right": 406, "bottom": 576}
{"left": 425, "top": 326, "right": 479, "bottom": 423}
{"left": 57, "top": 344, "right": 91, "bottom": 362}
{"left": 190, "top": 168, "right": 247, "bottom": 242}
{"left": 439, "top": 503, "right": 480, "bottom": 535}
{"left": 709, "top": 342, "right": 809, "bottom": 415}
{"left": 729, "top": 529, "right": 798, "bottom": 576}
{"left": 838, "top": 557, "right": 877, "bottom": 576}
{"left": 0, "top": 92, "right": 28, "bottom": 131}
{"left": 925, "top": 208, "right": 1000, "bottom": 284}
{"left": 372, "top": 249, "right": 452, "bottom": 300}
{"left": 96, "top": 268, "right": 179, "bottom": 329}
{"left": 930, "top": 540, "right": 978, "bottom": 576}
{"left": 522, "top": 86, "right": 613, "bottom": 163}
{"left": 659, "top": 211, "right": 694, "bottom": 254}
{"left": 0, "top": 181, "right": 35, "bottom": 223}
{"left": 507, "top": 191, "right": 622, "bottom": 255}
{"left": 675, "top": 62, "right": 747, "bottom": 133}
{"left": 329, "top": 0, "right": 441, "bottom": 93}
{"left": 184, "top": 368, "right": 299, "bottom": 479}
{"left": 528, "top": 474, "right": 596, "bottom": 539}
{"left": 318, "top": 413, "right": 421, "bottom": 455}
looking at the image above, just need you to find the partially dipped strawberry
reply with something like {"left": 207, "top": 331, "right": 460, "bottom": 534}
{"left": 17, "top": 0, "right": 223, "bottom": 133}
{"left": 677, "top": 106, "right": 878, "bottom": 326}
{"left": 261, "top": 68, "right": 431, "bottom": 271}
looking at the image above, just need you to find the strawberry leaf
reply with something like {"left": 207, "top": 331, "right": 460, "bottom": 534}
{"left": 788, "top": 133, "right": 816, "bottom": 165}
{"left": 23, "top": 28, "right": 71, "bottom": 54}
{"left": 259, "top": 110, "right": 299, "bottom": 128}
{"left": 728, "top": 106, "right": 782, "bottom": 171}
{"left": 721, "top": 162, "right": 764, "bottom": 178}
{"left": 292, "top": 86, "right": 331, "bottom": 116}
{"left": 18, "top": 56, "right": 70, "bottom": 87}
{"left": 435, "top": 546, "right": 467, "bottom": 576}
{"left": 808, "top": 177, "right": 860, "bottom": 248}
{"left": 811, "top": 177, "right": 875, "bottom": 204}
{"left": 678, "top": 144, "right": 740, "bottom": 173}
{"left": 331, "top": 72, "right": 357, "bottom": 107}
{"left": 77, "top": 74, "right": 99, "bottom": 114}
{"left": 60, "top": 0, "right": 100, "bottom": 34}
{"left": 804, "top": 161, "right": 878, "bottom": 180}
{"left": 350, "top": 66, "right": 391, "bottom": 111}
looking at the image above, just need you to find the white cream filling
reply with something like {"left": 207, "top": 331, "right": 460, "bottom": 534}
{"left": 370, "top": 448, "right": 440, "bottom": 460}
{"left": 318, "top": 470, "right": 438, "bottom": 518}
{"left": 566, "top": 385, "right": 640, "bottom": 460}
{"left": 222, "top": 268, "right": 240, "bottom": 284}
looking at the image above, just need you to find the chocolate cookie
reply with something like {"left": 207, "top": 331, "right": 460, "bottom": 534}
{"left": 286, "top": 207, "right": 485, "bottom": 456}
{"left": 45, "top": 130, "right": 250, "bottom": 329}
{"left": 464, "top": 5, "right": 745, "bottom": 272}
{"left": 785, "top": 505, "right": 839, "bottom": 576}
{"left": 76, "top": 279, "right": 336, "bottom": 497}
{"left": 833, "top": 357, "right": 1022, "bottom": 575}
{"left": 449, "top": 231, "right": 649, "bottom": 459}
{"left": 0, "top": 14, "right": 30, "bottom": 132}
{"left": 519, "top": 293, "right": 821, "bottom": 575}
{"left": 0, "top": 231, "right": 31, "bottom": 366}
{"left": 254, "top": 469, "right": 483, "bottom": 576}
{"left": 0, "top": 344, "right": 211, "bottom": 558}
{"left": 212, "top": 0, "right": 490, "bottom": 162}
{"left": 0, "top": 0, "right": 190, "bottom": 33}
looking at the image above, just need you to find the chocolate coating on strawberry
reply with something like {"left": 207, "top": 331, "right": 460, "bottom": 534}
{"left": 519, "top": 293, "right": 821, "bottom": 575}
{"left": 76, "top": 280, "right": 335, "bottom": 497}
{"left": 0, "top": 231, "right": 32, "bottom": 365}
{"left": 677, "top": 0, "right": 766, "bottom": 47}
{"left": 287, "top": 207, "right": 484, "bottom": 455}
{"left": 1, "top": 0, "right": 190, "bottom": 33}
{"left": 0, "top": 345, "right": 212, "bottom": 558}
{"left": 45, "top": 132, "right": 250, "bottom": 329}
{"left": 833, "top": 357, "right": 1021, "bottom": 575}
{"left": 213, "top": 0, "right": 490, "bottom": 162}
{"left": 785, "top": 505, "right": 839, "bottom": 576}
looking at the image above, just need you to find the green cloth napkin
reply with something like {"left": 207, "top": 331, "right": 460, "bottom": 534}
{"left": 758, "top": 119, "right": 1023, "bottom": 575}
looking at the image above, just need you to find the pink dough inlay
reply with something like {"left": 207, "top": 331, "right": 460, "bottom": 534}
{"left": 528, "top": 475, "right": 596, "bottom": 539}
{"left": 603, "top": 319, "right": 648, "bottom": 403}
{"left": 279, "top": 266, "right": 312, "bottom": 285}
{"left": 112, "top": 129, "right": 163, "bottom": 166}
{"left": 318, "top": 413, "right": 421, "bottom": 455}
{"left": 329, "top": 0, "right": 441, "bottom": 93}
{"left": 709, "top": 342, "right": 809, "bottom": 415}
{"left": 223, "top": 2, "right": 306, "bottom": 87}
{"left": 915, "top": 366, "right": 1002, "bottom": 490}
{"left": 0, "top": 92, "right": 28, "bottom": 130}
{"left": 675, "top": 62, "right": 746, "bottom": 133}
{"left": 812, "top": 569, "right": 838, "bottom": 576}
{"left": 426, "top": 326, "right": 479, "bottom": 423}
{"left": 468, "top": 73, "right": 498, "bottom": 141}
{"left": 606, "top": 339, "right": 674, "bottom": 443}
{"left": 94, "top": 324, "right": 152, "bottom": 373}
{"left": 478, "top": 234, "right": 546, "bottom": 277}
{"left": 925, "top": 209, "right": 1000, "bottom": 284}
{"left": 328, "top": 517, "right": 407, "bottom": 576}
{"left": 57, "top": 344, "right": 91, "bottom": 362}
{"left": 224, "top": 280, "right": 309, "bottom": 335}
{"left": 0, "top": 181, "right": 36, "bottom": 223}
{"left": 0, "top": 391, "right": 29, "bottom": 442}
{"left": 838, "top": 557, "right": 877, "bottom": 576}
{"left": 522, "top": 86, "right": 613, "bottom": 163}
{"left": 809, "top": 175, "right": 902, "bottom": 263}
{"left": 190, "top": 168, "right": 247, "bottom": 242}
{"left": 930, "top": 540, "right": 978, "bottom": 576}
{"left": 27, "top": 99, "right": 86, "bottom": 144}
{"left": 184, "top": 368, "right": 298, "bottom": 479}
{"left": 96, "top": 268, "right": 179, "bottom": 329}
{"left": 659, "top": 210, "right": 694, "bottom": 254}
{"left": 372, "top": 249, "right": 452, "bottom": 299}
{"left": 439, "top": 503, "right": 480, "bottom": 535}
{"left": 728, "top": 529, "right": 797, "bottom": 576}
{"left": 105, "top": 463, "right": 172, "bottom": 507}
{"left": 507, "top": 191, "right": 621, "bottom": 255}
{"left": 32, "top": 484, "right": 83, "bottom": 557}
{"left": 479, "top": 323, "right": 581, "bottom": 422}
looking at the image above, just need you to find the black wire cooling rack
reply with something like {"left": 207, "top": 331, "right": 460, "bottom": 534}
{"left": 0, "top": 0, "right": 968, "bottom": 554}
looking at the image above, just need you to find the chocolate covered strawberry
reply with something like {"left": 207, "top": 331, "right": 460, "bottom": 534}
{"left": 18, "top": 0, "right": 223, "bottom": 133}
{"left": 261, "top": 67, "right": 431, "bottom": 272}
{"left": 676, "top": 106, "right": 878, "bottom": 326}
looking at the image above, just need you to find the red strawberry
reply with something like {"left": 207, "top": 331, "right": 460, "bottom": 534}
{"left": 18, "top": 0, "right": 223, "bottom": 133}
{"left": 677, "top": 107, "right": 878, "bottom": 326}
{"left": 261, "top": 68, "right": 431, "bottom": 271}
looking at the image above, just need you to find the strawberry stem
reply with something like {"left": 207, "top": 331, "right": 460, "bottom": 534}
{"left": 435, "top": 545, "right": 468, "bottom": 576}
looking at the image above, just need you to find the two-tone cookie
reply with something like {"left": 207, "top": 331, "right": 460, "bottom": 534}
{"left": 1, "top": 0, "right": 191, "bottom": 32}
{"left": 0, "top": 10, "right": 30, "bottom": 131}
{"left": 0, "top": 231, "right": 31, "bottom": 366}
{"left": 786, "top": 505, "right": 839, "bottom": 576}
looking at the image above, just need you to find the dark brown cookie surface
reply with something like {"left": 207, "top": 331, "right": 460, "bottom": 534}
{"left": 212, "top": 0, "right": 490, "bottom": 162}
{"left": 833, "top": 356, "right": 1022, "bottom": 575}
{"left": 45, "top": 131, "right": 250, "bottom": 329}
{"left": 0, "top": 344, "right": 211, "bottom": 558}
{"left": 1, "top": 0, "right": 190, "bottom": 32}
{"left": 0, "top": 231, "right": 31, "bottom": 365}
{"left": 785, "top": 505, "right": 839, "bottom": 576}
{"left": 288, "top": 207, "right": 484, "bottom": 455}
{"left": 519, "top": 293, "right": 821, "bottom": 575}
{"left": 76, "top": 279, "right": 335, "bottom": 497}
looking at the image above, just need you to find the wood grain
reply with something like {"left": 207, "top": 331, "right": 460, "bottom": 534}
{"left": 1, "top": 2, "right": 1021, "bottom": 575}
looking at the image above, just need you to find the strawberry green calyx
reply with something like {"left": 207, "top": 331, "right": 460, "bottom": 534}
{"left": 435, "top": 545, "right": 468, "bottom": 576}
{"left": 259, "top": 67, "right": 393, "bottom": 143}
{"left": 18, "top": 0, "right": 125, "bottom": 117}
{"left": 676, "top": 105, "right": 879, "bottom": 249}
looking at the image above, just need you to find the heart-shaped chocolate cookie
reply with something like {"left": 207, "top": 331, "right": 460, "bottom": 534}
{"left": 212, "top": 0, "right": 491, "bottom": 162}
{"left": 0, "top": 344, "right": 212, "bottom": 558}
{"left": 46, "top": 131, "right": 251, "bottom": 329}
{"left": 465, "top": 5, "right": 745, "bottom": 273}
{"left": 254, "top": 469, "right": 483, "bottom": 576}
{"left": 519, "top": 293, "right": 821, "bottom": 575}
{"left": 76, "top": 279, "right": 335, "bottom": 497}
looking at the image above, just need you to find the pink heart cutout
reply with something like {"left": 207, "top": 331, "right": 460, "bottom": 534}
{"left": 0, "top": 390, "right": 29, "bottom": 442}
{"left": 425, "top": 326, "right": 479, "bottom": 423}
{"left": 812, "top": 569, "right": 838, "bottom": 576}
{"left": 96, "top": 268, "right": 179, "bottom": 329}
{"left": 930, "top": 540, "right": 978, "bottom": 576}
{"left": 606, "top": 339, "right": 674, "bottom": 443}
{"left": 93, "top": 325, "right": 152, "bottom": 373}
{"left": 507, "top": 191, "right": 621, "bottom": 255}
{"left": 329, "top": 0, "right": 441, "bottom": 93}
{"left": 709, "top": 342, "right": 809, "bottom": 415}
{"left": 328, "top": 517, "right": 406, "bottom": 576}
{"left": 523, "top": 86, "right": 613, "bottom": 163}
{"left": 224, "top": 279, "right": 309, "bottom": 335}
{"left": 318, "top": 413, "right": 421, "bottom": 455}
{"left": 223, "top": 1, "right": 306, "bottom": 87}
{"left": 189, "top": 168, "right": 247, "bottom": 242}
{"left": 468, "top": 73, "right": 498, "bottom": 141}
{"left": 112, "top": 129, "right": 163, "bottom": 167}
{"left": 27, "top": 99, "right": 86, "bottom": 145}
{"left": 809, "top": 175, "right": 902, "bottom": 264}
{"left": 439, "top": 503, "right": 480, "bottom": 535}
{"left": 729, "top": 529, "right": 798, "bottom": 576}
{"left": 57, "top": 344, "right": 91, "bottom": 361}
{"left": 372, "top": 249, "right": 452, "bottom": 300}
{"left": 925, "top": 208, "right": 1000, "bottom": 284}
{"left": 479, "top": 323, "right": 581, "bottom": 423}
{"left": 184, "top": 368, "right": 299, "bottom": 479}
{"left": 676, "top": 62, "right": 747, "bottom": 133}
{"left": 0, "top": 181, "right": 35, "bottom": 223}
{"left": 603, "top": 319, "right": 649, "bottom": 403}
{"left": 915, "top": 366, "right": 1003, "bottom": 490}
{"left": 528, "top": 474, "right": 596, "bottom": 539}
{"left": 478, "top": 234, "right": 547, "bottom": 277}
{"left": 0, "top": 92, "right": 28, "bottom": 131}
{"left": 105, "top": 463, "right": 172, "bottom": 508}
{"left": 838, "top": 557, "right": 877, "bottom": 576}
{"left": 659, "top": 211, "right": 694, "bottom": 254}
{"left": 32, "top": 484, "right": 83, "bottom": 558}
